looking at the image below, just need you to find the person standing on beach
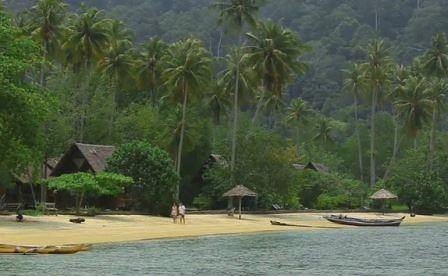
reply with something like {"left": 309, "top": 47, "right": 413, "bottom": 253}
{"left": 178, "top": 203, "right": 186, "bottom": 224}
{"left": 171, "top": 202, "right": 178, "bottom": 223}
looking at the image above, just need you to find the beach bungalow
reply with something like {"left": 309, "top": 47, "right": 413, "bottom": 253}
{"left": 50, "top": 143, "right": 115, "bottom": 177}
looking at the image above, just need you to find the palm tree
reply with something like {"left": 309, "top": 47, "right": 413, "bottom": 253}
{"left": 422, "top": 32, "right": 448, "bottom": 166}
{"left": 163, "top": 38, "right": 212, "bottom": 198}
{"left": 362, "top": 39, "right": 393, "bottom": 186}
{"left": 383, "top": 65, "right": 409, "bottom": 180}
{"left": 428, "top": 78, "right": 448, "bottom": 165}
{"left": 63, "top": 8, "right": 110, "bottom": 142}
{"left": 422, "top": 32, "right": 448, "bottom": 78}
{"left": 213, "top": 0, "right": 261, "bottom": 177}
{"left": 343, "top": 63, "right": 367, "bottom": 181}
{"left": 312, "top": 118, "right": 334, "bottom": 147}
{"left": 135, "top": 37, "right": 168, "bottom": 105}
{"left": 27, "top": 0, "right": 67, "bottom": 71}
{"left": 206, "top": 82, "right": 231, "bottom": 124}
{"left": 97, "top": 29, "right": 134, "bottom": 138}
{"left": 26, "top": 0, "right": 67, "bottom": 205}
{"left": 285, "top": 98, "right": 312, "bottom": 150}
{"left": 395, "top": 76, "right": 432, "bottom": 148}
{"left": 246, "top": 20, "right": 308, "bottom": 123}
{"left": 218, "top": 47, "right": 254, "bottom": 171}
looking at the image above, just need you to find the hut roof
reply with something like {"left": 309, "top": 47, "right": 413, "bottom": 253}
{"left": 370, "top": 188, "right": 398, "bottom": 200}
{"left": 292, "top": 163, "right": 306, "bottom": 170}
{"left": 305, "top": 162, "right": 329, "bottom": 173}
{"left": 51, "top": 143, "right": 115, "bottom": 176}
{"left": 222, "top": 185, "right": 257, "bottom": 198}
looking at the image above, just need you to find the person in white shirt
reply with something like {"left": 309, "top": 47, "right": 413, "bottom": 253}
{"left": 178, "top": 203, "right": 186, "bottom": 224}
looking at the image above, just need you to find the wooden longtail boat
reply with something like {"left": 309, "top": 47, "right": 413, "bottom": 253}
{"left": 0, "top": 244, "right": 91, "bottom": 254}
{"left": 323, "top": 215, "right": 405, "bottom": 227}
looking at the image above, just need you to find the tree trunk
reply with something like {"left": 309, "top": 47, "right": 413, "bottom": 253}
{"left": 252, "top": 90, "right": 265, "bottom": 125}
{"left": 374, "top": 0, "right": 379, "bottom": 32}
{"left": 383, "top": 114, "right": 400, "bottom": 180}
{"left": 175, "top": 81, "right": 188, "bottom": 199}
{"left": 429, "top": 107, "right": 437, "bottom": 169}
{"left": 40, "top": 48, "right": 48, "bottom": 205}
{"left": 414, "top": 136, "right": 417, "bottom": 149}
{"left": 238, "top": 196, "right": 242, "bottom": 220}
{"left": 353, "top": 93, "right": 364, "bottom": 182}
{"left": 217, "top": 30, "right": 223, "bottom": 58}
{"left": 230, "top": 61, "right": 240, "bottom": 175}
{"left": 370, "top": 87, "right": 377, "bottom": 187}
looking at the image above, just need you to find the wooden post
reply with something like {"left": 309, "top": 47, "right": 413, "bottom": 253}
{"left": 238, "top": 196, "right": 242, "bottom": 220}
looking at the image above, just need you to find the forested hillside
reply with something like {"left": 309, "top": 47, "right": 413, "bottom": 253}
{"left": 2, "top": 0, "right": 448, "bottom": 213}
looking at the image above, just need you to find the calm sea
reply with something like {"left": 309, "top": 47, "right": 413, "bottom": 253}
{"left": 1, "top": 223, "right": 447, "bottom": 275}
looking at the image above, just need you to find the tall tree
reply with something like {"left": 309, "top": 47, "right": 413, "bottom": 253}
{"left": 427, "top": 77, "right": 448, "bottom": 164}
{"left": 343, "top": 63, "right": 367, "bottom": 181}
{"left": 97, "top": 21, "right": 134, "bottom": 138}
{"left": 213, "top": 0, "right": 261, "bottom": 176}
{"left": 395, "top": 76, "right": 432, "bottom": 148}
{"left": 163, "top": 38, "right": 212, "bottom": 198}
{"left": 205, "top": 81, "right": 231, "bottom": 124}
{"left": 285, "top": 98, "right": 312, "bottom": 151}
{"left": 422, "top": 32, "right": 448, "bottom": 165}
{"left": 63, "top": 7, "right": 110, "bottom": 142}
{"left": 362, "top": 39, "right": 392, "bottom": 186}
{"left": 26, "top": 0, "right": 67, "bottom": 203}
{"left": 246, "top": 20, "right": 308, "bottom": 124}
{"left": 135, "top": 37, "right": 168, "bottom": 105}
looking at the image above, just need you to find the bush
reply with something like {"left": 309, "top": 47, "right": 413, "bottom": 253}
{"left": 192, "top": 194, "right": 212, "bottom": 210}
{"left": 106, "top": 141, "right": 179, "bottom": 215}
{"left": 315, "top": 193, "right": 350, "bottom": 209}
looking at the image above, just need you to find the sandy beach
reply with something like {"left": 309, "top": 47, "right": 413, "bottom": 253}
{"left": 0, "top": 212, "right": 446, "bottom": 246}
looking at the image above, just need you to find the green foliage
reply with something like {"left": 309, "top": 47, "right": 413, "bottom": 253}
{"left": 386, "top": 148, "right": 448, "bottom": 213}
{"left": 106, "top": 141, "right": 180, "bottom": 215}
{"left": 0, "top": 11, "right": 48, "bottom": 176}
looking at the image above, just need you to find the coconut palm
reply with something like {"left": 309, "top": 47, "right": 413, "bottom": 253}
{"left": 422, "top": 32, "right": 448, "bottom": 78}
{"left": 395, "top": 76, "right": 432, "bottom": 148}
{"left": 206, "top": 82, "right": 231, "bottom": 124}
{"left": 218, "top": 47, "right": 255, "bottom": 171}
{"left": 27, "top": 0, "right": 67, "bottom": 64}
{"left": 163, "top": 38, "right": 212, "bottom": 197}
{"left": 246, "top": 20, "right": 308, "bottom": 123}
{"left": 213, "top": 0, "right": 261, "bottom": 176}
{"left": 362, "top": 39, "right": 393, "bottom": 186}
{"left": 285, "top": 97, "right": 312, "bottom": 149}
{"left": 212, "top": 0, "right": 260, "bottom": 38}
{"left": 312, "top": 118, "right": 334, "bottom": 147}
{"left": 63, "top": 8, "right": 110, "bottom": 142}
{"left": 428, "top": 78, "right": 448, "bottom": 164}
{"left": 135, "top": 37, "right": 168, "bottom": 105}
{"left": 343, "top": 63, "right": 367, "bottom": 181}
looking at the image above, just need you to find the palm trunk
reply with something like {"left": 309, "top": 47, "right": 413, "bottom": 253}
{"left": 252, "top": 90, "right": 265, "bottom": 125}
{"left": 414, "top": 136, "right": 417, "bottom": 149}
{"left": 429, "top": 107, "right": 437, "bottom": 169}
{"left": 176, "top": 81, "right": 188, "bottom": 199}
{"left": 374, "top": 0, "right": 379, "bottom": 32}
{"left": 230, "top": 62, "right": 240, "bottom": 174}
{"left": 40, "top": 47, "right": 48, "bottom": 204}
{"left": 108, "top": 75, "right": 117, "bottom": 140}
{"left": 79, "top": 61, "right": 90, "bottom": 143}
{"left": 217, "top": 30, "right": 223, "bottom": 58}
{"left": 353, "top": 93, "right": 364, "bottom": 182}
{"left": 370, "top": 87, "right": 377, "bottom": 187}
{"left": 383, "top": 113, "right": 400, "bottom": 180}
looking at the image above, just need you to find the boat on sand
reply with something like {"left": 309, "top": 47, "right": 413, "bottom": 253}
{"left": 323, "top": 215, "right": 405, "bottom": 227}
{"left": 0, "top": 243, "right": 91, "bottom": 254}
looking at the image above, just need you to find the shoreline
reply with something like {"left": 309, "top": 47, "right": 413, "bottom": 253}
{"left": 0, "top": 212, "right": 446, "bottom": 246}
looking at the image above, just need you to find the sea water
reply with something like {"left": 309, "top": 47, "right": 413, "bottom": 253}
{"left": 1, "top": 223, "right": 447, "bottom": 275}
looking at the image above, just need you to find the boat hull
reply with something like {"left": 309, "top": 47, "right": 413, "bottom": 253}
{"left": 323, "top": 215, "right": 404, "bottom": 227}
{"left": 0, "top": 244, "right": 91, "bottom": 254}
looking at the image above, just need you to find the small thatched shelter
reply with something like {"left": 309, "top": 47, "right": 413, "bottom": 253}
{"left": 292, "top": 162, "right": 329, "bottom": 173}
{"left": 370, "top": 189, "right": 397, "bottom": 200}
{"left": 223, "top": 185, "right": 257, "bottom": 220}
{"left": 370, "top": 189, "right": 398, "bottom": 213}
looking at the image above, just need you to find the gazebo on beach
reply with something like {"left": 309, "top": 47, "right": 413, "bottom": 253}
{"left": 370, "top": 188, "right": 398, "bottom": 213}
{"left": 222, "top": 185, "right": 257, "bottom": 220}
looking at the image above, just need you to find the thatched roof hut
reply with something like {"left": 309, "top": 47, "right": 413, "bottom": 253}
{"left": 370, "top": 189, "right": 398, "bottom": 200}
{"left": 51, "top": 143, "right": 115, "bottom": 177}
{"left": 223, "top": 185, "right": 257, "bottom": 219}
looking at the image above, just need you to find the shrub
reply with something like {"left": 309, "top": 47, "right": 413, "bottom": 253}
{"left": 106, "top": 141, "right": 179, "bottom": 215}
